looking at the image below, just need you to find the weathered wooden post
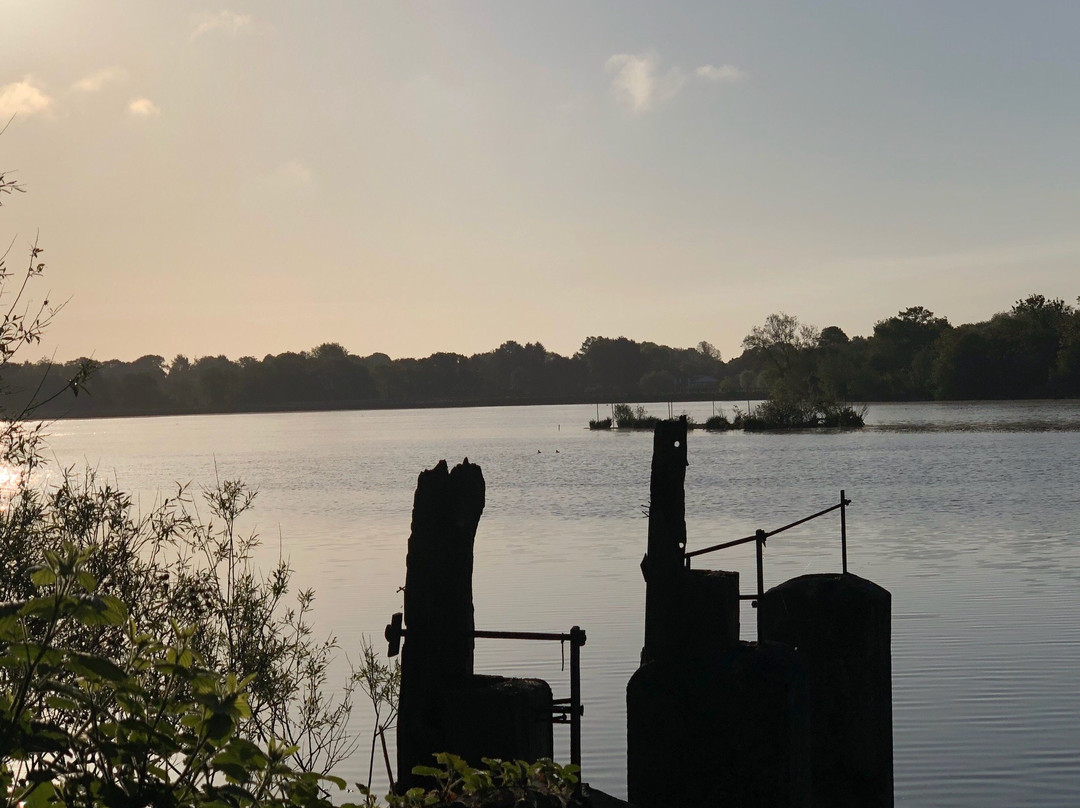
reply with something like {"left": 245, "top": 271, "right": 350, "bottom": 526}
{"left": 395, "top": 458, "right": 554, "bottom": 790}
{"left": 759, "top": 573, "right": 893, "bottom": 808}
{"left": 397, "top": 458, "right": 485, "bottom": 787}
{"left": 641, "top": 417, "right": 688, "bottom": 664}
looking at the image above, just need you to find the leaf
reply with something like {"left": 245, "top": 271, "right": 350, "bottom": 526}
{"left": 205, "top": 712, "right": 234, "bottom": 742}
{"left": 0, "top": 603, "right": 23, "bottom": 641}
{"left": 69, "top": 595, "right": 127, "bottom": 626}
{"left": 76, "top": 570, "right": 98, "bottom": 592}
{"left": 19, "top": 596, "right": 60, "bottom": 619}
{"left": 67, "top": 651, "right": 127, "bottom": 682}
{"left": 320, "top": 773, "right": 348, "bottom": 790}
{"left": 29, "top": 567, "right": 56, "bottom": 587}
{"left": 17, "top": 780, "right": 57, "bottom": 808}
{"left": 45, "top": 694, "right": 80, "bottom": 712}
{"left": 212, "top": 761, "right": 251, "bottom": 783}
{"left": 1, "top": 643, "right": 63, "bottom": 668}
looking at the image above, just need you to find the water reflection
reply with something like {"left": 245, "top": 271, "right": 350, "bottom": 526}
{"left": 33, "top": 403, "right": 1080, "bottom": 807}
{"left": 0, "top": 462, "right": 25, "bottom": 511}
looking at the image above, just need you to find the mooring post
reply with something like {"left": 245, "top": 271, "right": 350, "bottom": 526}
{"left": 641, "top": 416, "right": 688, "bottom": 664}
{"left": 569, "top": 625, "right": 585, "bottom": 770}
{"left": 759, "top": 573, "right": 892, "bottom": 808}
{"left": 840, "top": 489, "right": 848, "bottom": 574}
{"left": 755, "top": 529, "right": 766, "bottom": 599}
{"left": 397, "top": 459, "right": 486, "bottom": 788}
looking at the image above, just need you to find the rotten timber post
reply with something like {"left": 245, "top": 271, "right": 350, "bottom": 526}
{"left": 394, "top": 458, "right": 555, "bottom": 791}
{"left": 397, "top": 458, "right": 485, "bottom": 788}
{"left": 641, "top": 416, "right": 688, "bottom": 664}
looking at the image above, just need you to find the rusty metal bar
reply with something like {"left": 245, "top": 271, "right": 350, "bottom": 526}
{"left": 840, "top": 489, "right": 848, "bottom": 574}
{"left": 385, "top": 615, "right": 587, "bottom": 771}
{"left": 764, "top": 501, "right": 844, "bottom": 540}
{"left": 755, "top": 531, "right": 765, "bottom": 601}
{"left": 474, "top": 629, "right": 577, "bottom": 642}
{"left": 684, "top": 499, "right": 849, "bottom": 563}
{"left": 684, "top": 532, "right": 758, "bottom": 560}
{"left": 569, "top": 625, "right": 584, "bottom": 770}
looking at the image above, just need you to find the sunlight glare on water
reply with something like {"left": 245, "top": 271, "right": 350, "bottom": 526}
{"left": 0, "top": 461, "right": 26, "bottom": 512}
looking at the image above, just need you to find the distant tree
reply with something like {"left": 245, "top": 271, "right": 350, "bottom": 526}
{"left": 638, "top": 369, "right": 677, "bottom": 397}
{"left": 816, "top": 326, "right": 856, "bottom": 399}
{"left": 192, "top": 355, "right": 241, "bottom": 409}
{"left": 931, "top": 324, "right": 1004, "bottom": 399}
{"left": 741, "top": 313, "right": 821, "bottom": 399}
{"left": 1011, "top": 293, "right": 1073, "bottom": 321}
{"left": 576, "top": 336, "right": 645, "bottom": 397}
{"left": 697, "top": 340, "right": 722, "bottom": 361}
{"left": 819, "top": 326, "right": 849, "bottom": 348}
{"left": 999, "top": 294, "right": 1074, "bottom": 396}
{"left": 310, "top": 341, "right": 349, "bottom": 361}
{"left": 870, "top": 306, "right": 951, "bottom": 398}
{"left": 1054, "top": 297, "right": 1080, "bottom": 395}
{"left": 131, "top": 354, "right": 166, "bottom": 374}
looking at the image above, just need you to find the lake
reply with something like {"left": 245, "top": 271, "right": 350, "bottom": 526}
{"left": 37, "top": 400, "right": 1080, "bottom": 806}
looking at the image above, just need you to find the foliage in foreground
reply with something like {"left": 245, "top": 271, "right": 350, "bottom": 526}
{"left": 0, "top": 547, "right": 578, "bottom": 807}
{"left": 0, "top": 545, "right": 352, "bottom": 808}
{"left": 387, "top": 752, "right": 581, "bottom": 808}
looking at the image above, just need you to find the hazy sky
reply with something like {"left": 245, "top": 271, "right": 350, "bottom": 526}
{"left": 4, "top": 1, "right": 1080, "bottom": 363}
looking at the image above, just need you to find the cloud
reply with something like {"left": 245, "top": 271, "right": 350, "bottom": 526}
{"left": 72, "top": 67, "right": 127, "bottom": 93}
{"left": 0, "top": 76, "right": 52, "bottom": 119}
{"left": 191, "top": 10, "right": 252, "bottom": 40}
{"left": 604, "top": 52, "right": 748, "bottom": 112}
{"left": 696, "top": 64, "right": 747, "bottom": 85}
{"left": 128, "top": 97, "right": 160, "bottom": 118}
{"left": 604, "top": 52, "right": 687, "bottom": 112}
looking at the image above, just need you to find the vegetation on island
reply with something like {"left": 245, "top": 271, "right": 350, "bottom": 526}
{"left": 596, "top": 313, "right": 867, "bottom": 431}
{"left": 4, "top": 294, "right": 1080, "bottom": 419}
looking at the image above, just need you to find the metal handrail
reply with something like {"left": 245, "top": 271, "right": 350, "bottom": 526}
{"left": 683, "top": 490, "right": 852, "bottom": 603}
{"left": 385, "top": 615, "right": 587, "bottom": 770}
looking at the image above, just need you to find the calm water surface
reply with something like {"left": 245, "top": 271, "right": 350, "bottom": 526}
{"left": 40, "top": 401, "right": 1080, "bottom": 806}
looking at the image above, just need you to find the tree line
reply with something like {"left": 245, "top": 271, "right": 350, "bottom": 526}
{"left": 5, "top": 293, "right": 1079, "bottom": 419}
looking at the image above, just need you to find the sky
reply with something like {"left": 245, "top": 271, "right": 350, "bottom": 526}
{"left": 3, "top": 1, "right": 1080, "bottom": 364}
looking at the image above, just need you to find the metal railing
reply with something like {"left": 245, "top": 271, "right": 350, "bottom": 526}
{"left": 385, "top": 614, "right": 587, "bottom": 770}
{"left": 683, "top": 490, "right": 852, "bottom": 604}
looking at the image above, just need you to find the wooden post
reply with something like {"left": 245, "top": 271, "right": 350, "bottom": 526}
{"left": 397, "top": 459, "right": 485, "bottom": 787}
{"left": 641, "top": 417, "right": 688, "bottom": 664}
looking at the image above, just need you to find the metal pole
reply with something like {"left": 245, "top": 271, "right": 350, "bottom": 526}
{"left": 755, "top": 530, "right": 765, "bottom": 638}
{"left": 840, "top": 489, "right": 848, "bottom": 574}
{"left": 569, "top": 626, "right": 584, "bottom": 771}
{"left": 755, "top": 530, "right": 765, "bottom": 599}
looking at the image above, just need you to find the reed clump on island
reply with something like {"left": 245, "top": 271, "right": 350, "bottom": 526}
{"left": 596, "top": 399, "right": 865, "bottom": 431}
{"left": 733, "top": 399, "right": 867, "bottom": 430}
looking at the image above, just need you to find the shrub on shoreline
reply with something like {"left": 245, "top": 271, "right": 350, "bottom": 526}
{"left": 703, "top": 414, "right": 732, "bottom": 430}
{"left": 612, "top": 404, "right": 660, "bottom": 429}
